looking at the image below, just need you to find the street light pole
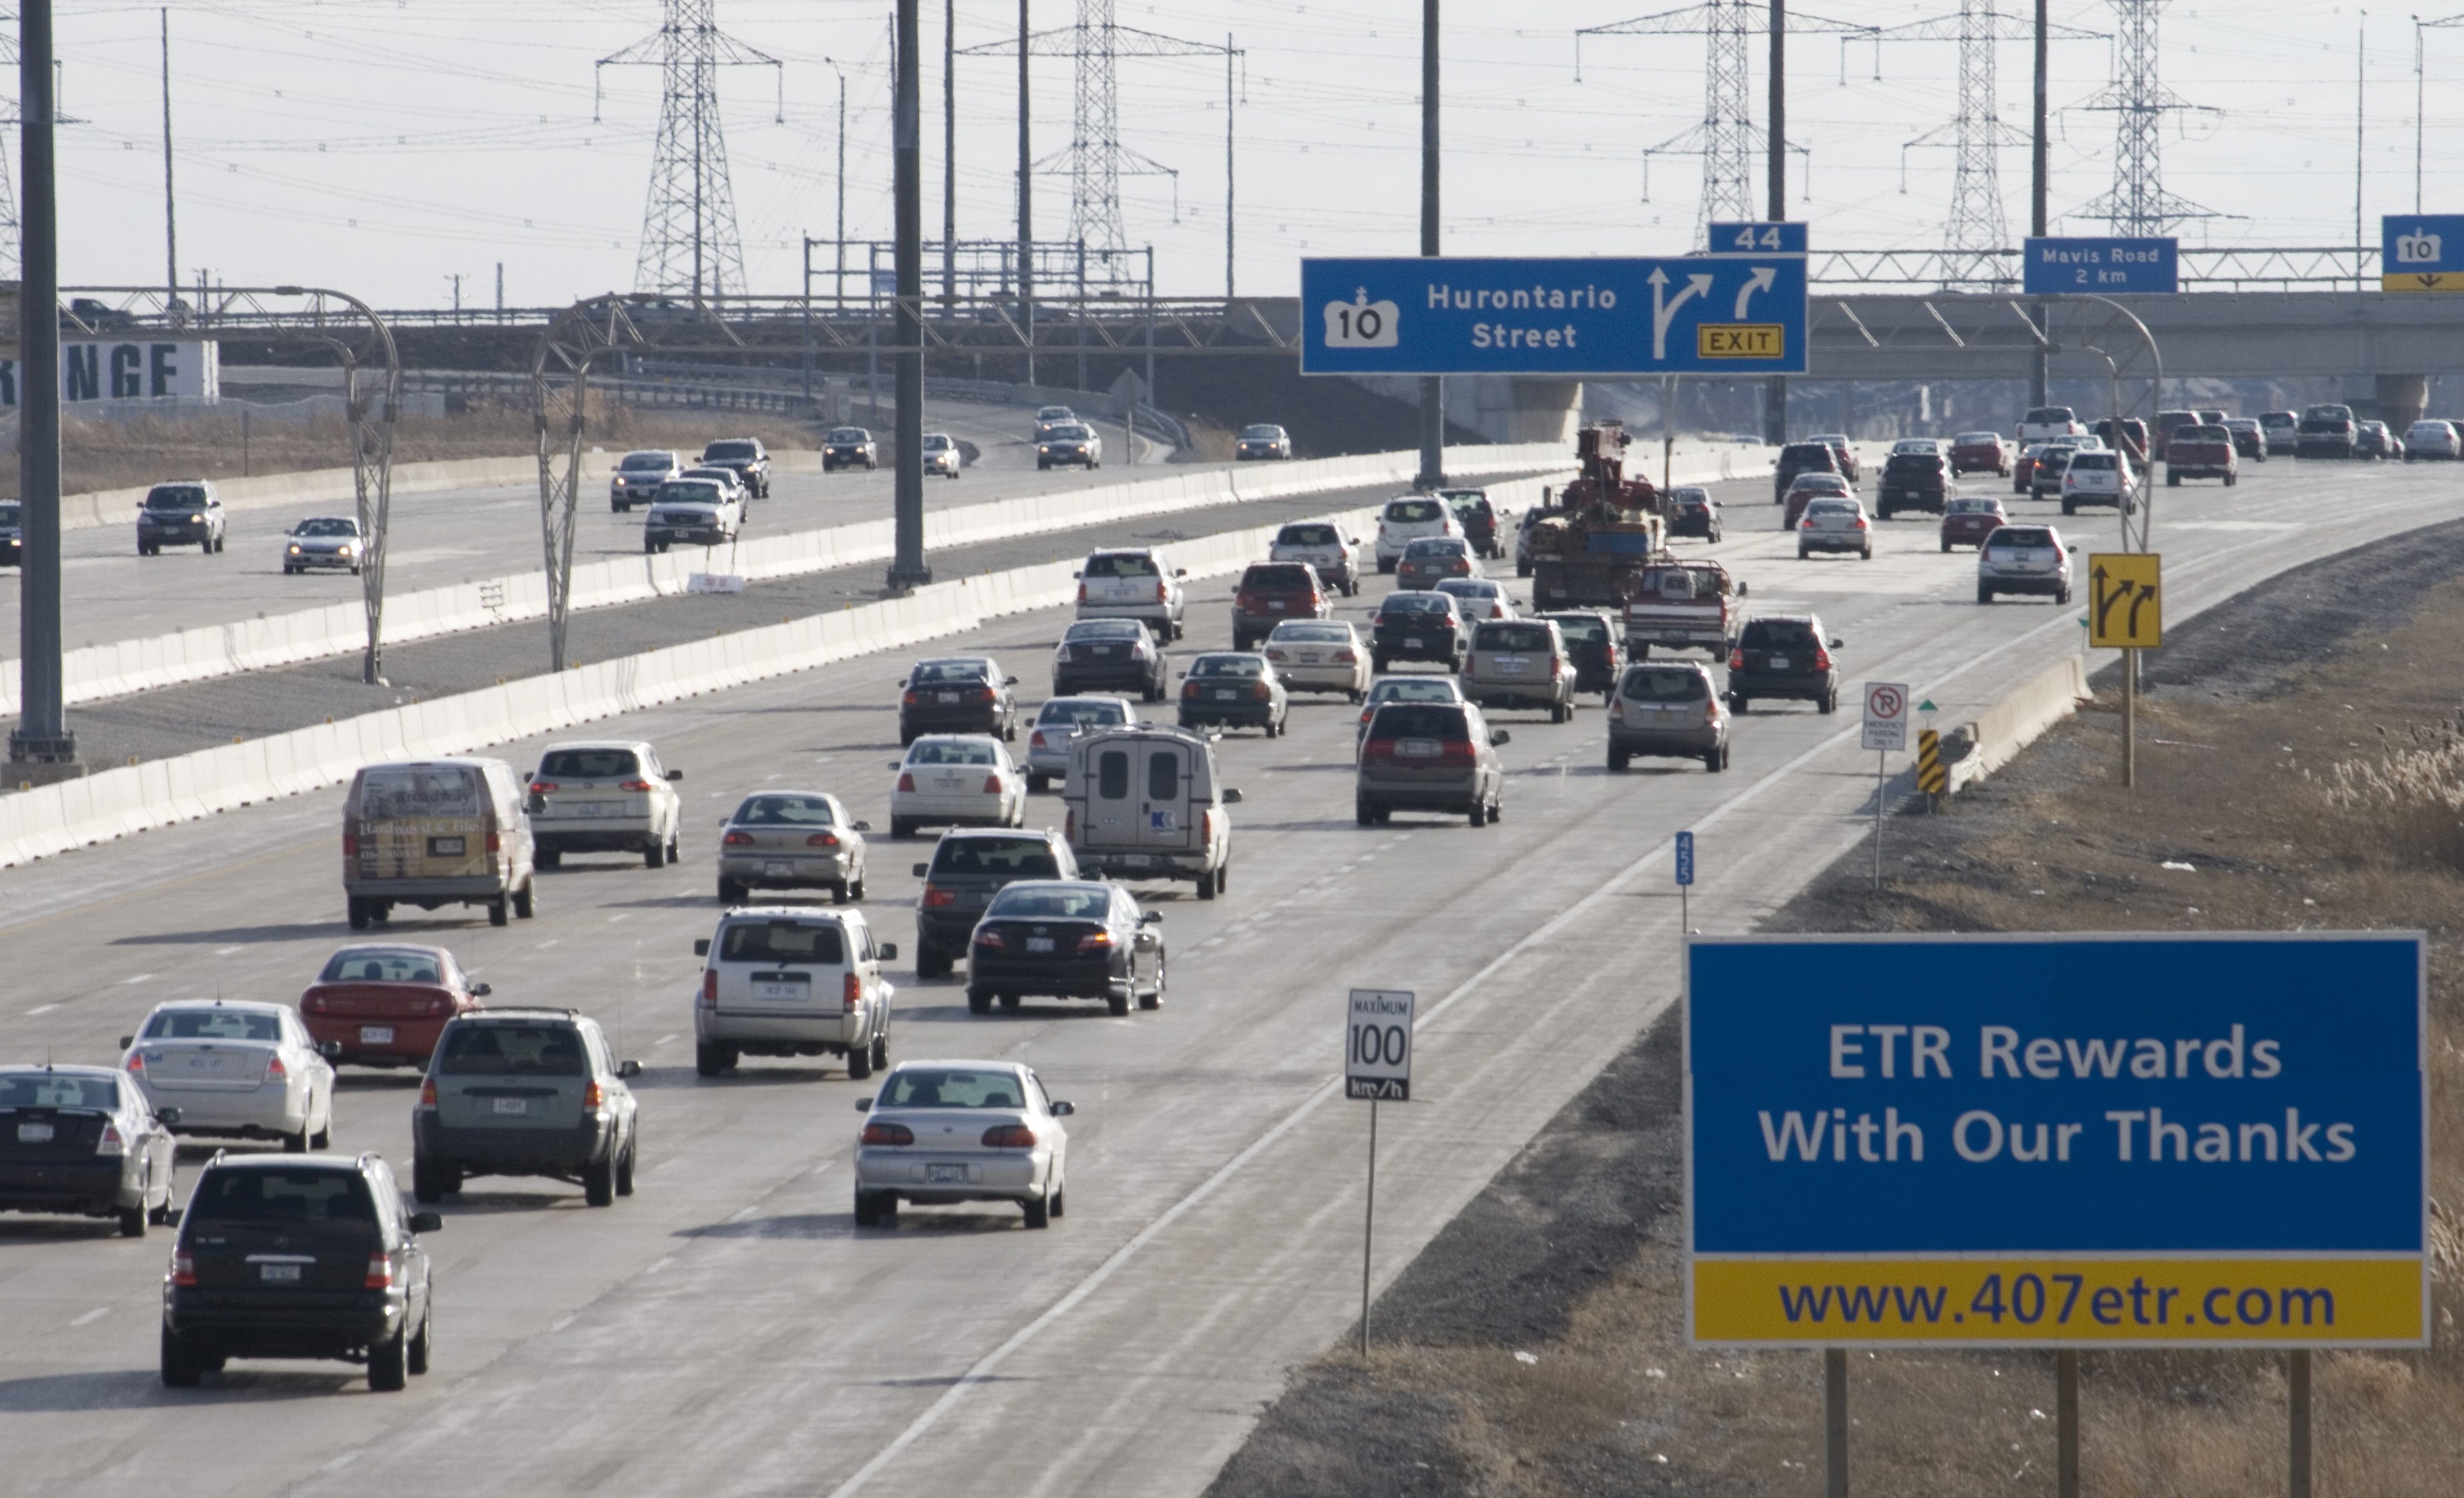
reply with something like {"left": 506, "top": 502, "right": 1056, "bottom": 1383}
{"left": 1766, "top": 0, "right": 1788, "bottom": 446}
{"left": 2031, "top": 0, "right": 2051, "bottom": 408}
{"left": 9, "top": 0, "right": 75, "bottom": 775}
{"left": 889, "top": 0, "right": 931, "bottom": 592}
{"left": 1415, "top": 0, "right": 1444, "bottom": 491}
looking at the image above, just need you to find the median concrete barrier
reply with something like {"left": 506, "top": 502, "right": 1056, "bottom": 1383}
{"left": 1945, "top": 654, "right": 2091, "bottom": 793}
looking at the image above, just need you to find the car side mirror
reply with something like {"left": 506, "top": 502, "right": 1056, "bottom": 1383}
{"left": 1175, "top": 568, "right": 1189, "bottom": 578}
{"left": 409, "top": 1211, "right": 443, "bottom": 1234}
{"left": 1006, "top": 676, "right": 1020, "bottom": 687}
{"left": 319, "top": 1041, "right": 343, "bottom": 1060}
{"left": 1070, "top": 571, "right": 1082, "bottom": 579}
{"left": 1737, "top": 581, "right": 1750, "bottom": 597}
{"left": 666, "top": 770, "right": 684, "bottom": 782}
{"left": 1829, "top": 637, "right": 1844, "bottom": 648}
{"left": 1141, "top": 911, "right": 1163, "bottom": 925}
{"left": 2067, "top": 545, "right": 2079, "bottom": 553}
{"left": 1491, "top": 730, "right": 1511, "bottom": 746}
{"left": 118, "top": 1035, "right": 132, "bottom": 1050}
{"left": 471, "top": 982, "right": 492, "bottom": 997}
{"left": 852, "top": 820, "right": 872, "bottom": 832}
{"left": 878, "top": 943, "right": 899, "bottom": 961}
{"left": 163, "top": 1207, "right": 183, "bottom": 1227}
{"left": 1350, "top": 537, "right": 1362, "bottom": 545}
{"left": 1052, "top": 1100, "right": 1075, "bottom": 1116}
{"left": 912, "top": 862, "right": 931, "bottom": 877}
{"left": 618, "top": 1059, "right": 642, "bottom": 1079}
{"left": 1221, "top": 787, "right": 1243, "bottom": 804}
{"left": 888, "top": 761, "right": 903, "bottom": 770}
{"left": 694, "top": 938, "right": 711, "bottom": 957}
{"left": 855, "top": 1097, "right": 873, "bottom": 1111}
{"left": 155, "top": 1107, "right": 181, "bottom": 1126}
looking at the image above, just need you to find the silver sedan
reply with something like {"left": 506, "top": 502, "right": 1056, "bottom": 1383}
{"left": 281, "top": 516, "right": 365, "bottom": 575}
{"left": 1263, "top": 619, "right": 1370, "bottom": 701}
{"left": 715, "top": 790, "right": 871, "bottom": 904}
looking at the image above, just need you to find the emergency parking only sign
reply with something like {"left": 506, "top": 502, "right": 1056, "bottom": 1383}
{"left": 1685, "top": 933, "right": 2427, "bottom": 1348}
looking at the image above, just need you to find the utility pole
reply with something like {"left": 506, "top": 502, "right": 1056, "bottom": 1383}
{"left": 944, "top": 0, "right": 957, "bottom": 304}
{"left": 495, "top": 261, "right": 504, "bottom": 318}
{"left": 1416, "top": 0, "right": 1444, "bottom": 491}
{"left": 160, "top": 7, "right": 176, "bottom": 310}
{"left": 2030, "top": 0, "right": 2051, "bottom": 407}
{"left": 1765, "top": 0, "right": 1787, "bottom": 445}
{"left": 836, "top": 65, "right": 849, "bottom": 306}
{"left": 1018, "top": 1, "right": 1034, "bottom": 381}
{"left": 2358, "top": 16, "right": 2369, "bottom": 296}
{"left": 1225, "top": 34, "right": 1237, "bottom": 298}
{"left": 889, "top": 0, "right": 932, "bottom": 592}
{"left": 10, "top": 0, "right": 74, "bottom": 774}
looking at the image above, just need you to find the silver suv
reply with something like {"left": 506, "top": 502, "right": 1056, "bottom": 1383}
{"left": 1460, "top": 619, "right": 1574, "bottom": 721}
{"left": 411, "top": 1008, "right": 640, "bottom": 1207}
{"left": 1355, "top": 700, "right": 1509, "bottom": 827}
{"left": 1976, "top": 524, "right": 2075, "bottom": 605}
{"left": 692, "top": 908, "right": 896, "bottom": 1081}
{"left": 526, "top": 740, "right": 684, "bottom": 870}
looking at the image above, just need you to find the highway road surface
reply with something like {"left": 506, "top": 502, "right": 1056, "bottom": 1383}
{"left": 0, "top": 455, "right": 2450, "bottom": 1496}
{"left": 0, "top": 399, "right": 1167, "bottom": 660}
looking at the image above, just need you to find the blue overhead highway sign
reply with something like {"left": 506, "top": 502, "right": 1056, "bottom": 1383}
{"left": 2381, "top": 214, "right": 2464, "bottom": 291}
{"left": 1299, "top": 256, "right": 1808, "bottom": 377}
{"left": 2022, "top": 237, "right": 2179, "bottom": 295}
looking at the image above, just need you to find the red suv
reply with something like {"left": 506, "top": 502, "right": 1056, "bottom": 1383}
{"left": 1230, "top": 562, "right": 1329, "bottom": 649}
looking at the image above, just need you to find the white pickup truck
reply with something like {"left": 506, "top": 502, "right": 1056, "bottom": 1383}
{"left": 2015, "top": 405, "right": 2088, "bottom": 444}
{"left": 1621, "top": 559, "right": 1741, "bottom": 658}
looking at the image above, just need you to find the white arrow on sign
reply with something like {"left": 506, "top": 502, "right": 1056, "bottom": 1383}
{"left": 1733, "top": 265, "right": 1778, "bottom": 319}
{"left": 1649, "top": 267, "right": 1715, "bottom": 358}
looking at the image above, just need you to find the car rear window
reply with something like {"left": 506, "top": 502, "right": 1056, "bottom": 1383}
{"left": 704, "top": 440, "right": 759, "bottom": 460}
{"left": 1241, "top": 564, "right": 1314, "bottom": 589}
{"left": 1946, "top": 498, "right": 1998, "bottom": 514}
{"left": 718, "top": 921, "right": 847, "bottom": 965}
{"left": 732, "top": 794, "right": 835, "bottom": 826}
{"left": 1884, "top": 453, "right": 1940, "bottom": 471}
{"left": 357, "top": 765, "right": 484, "bottom": 820}
{"left": 1271, "top": 622, "right": 1350, "bottom": 642}
{"left": 2023, "top": 407, "right": 2075, "bottom": 423}
{"left": 1038, "top": 699, "right": 1129, "bottom": 728}
{"left": 908, "top": 740, "right": 997, "bottom": 765}
{"left": 1739, "top": 618, "right": 1816, "bottom": 649}
{"left": 1065, "top": 619, "right": 1147, "bottom": 640}
{"left": 1384, "top": 499, "right": 1444, "bottom": 523}
{"left": 438, "top": 1023, "right": 587, "bottom": 1076}
{"left": 1621, "top": 666, "right": 1711, "bottom": 701}
{"left": 1277, "top": 523, "right": 1336, "bottom": 545}
{"left": 986, "top": 886, "right": 1112, "bottom": 921}
{"left": 1368, "top": 704, "right": 1468, "bottom": 740}
{"left": 1403, "top": 537, "right": 1466, "bottom": 557}
{"left": 186, "top": 1168, "right": 374, "bottom": 1230}
{"left": 1191, "top": 655, "right": 1264, "bottom": 678}
{"left": 1987, "top": 527, "right": 2055, "bottom": 549}
{"left": 1476, "top": 623, "right": 1554, "bottom": 652}
{"left": 2069, "top": 453, "right": 2117, "bottom": 471}
{"left": 877, "top": 1068, "right": 1030, "bottom": 1109}
{"left": 2187, "top": 426, "right": 2229, "bottom": 442}
{"left": 1546, "top": 614, "right": 1608, "bottom": 644}
{"left": 319, "top": 949, "right": 445, "bottom": 984}
{"left": 1082, "top": 552, "right": 1159, "bottom": 579}
{"left": 538, "top": 747, "right": 640, "bottom": 780}
{"left": 144, "top": 1009, "right": 282, "bottom": 1042}
{"left": 0, "top": 1073, "right": 117, "bottom": 1108}
{"left": 909, "top": 660, "right": 991, "bottom": 684}
{"left": 2301, "top": 405, "right": 2350, "bottom": 423}
{"left": 1780, "top": 444, "right": 1833, "bottom": 464}
{"left": 1096, "top": 750, "right": 1131, "bottom": 800}
{"left": 1370, "top": 680, "right": 1460, "bottom": 704}
{"left": 1955, "top": 432, "right": 1999, "bottom": 444}
{"left": 1380, "top": 594, "right": 1454, "bottom": 616}
{"left": 934, "top": 837, "right": 1063, "bottom": 877}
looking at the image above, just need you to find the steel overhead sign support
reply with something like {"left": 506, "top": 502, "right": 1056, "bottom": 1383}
{"left": 1299, "top": 254, "right": 1808, "bottom": 377}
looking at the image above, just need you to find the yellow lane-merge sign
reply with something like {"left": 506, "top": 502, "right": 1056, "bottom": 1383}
{"left": 2087, "top": 552, "right": 2162, "bottom": 649}
{"left": 1697, "top": 323, "right": 1785, "bottom": 358}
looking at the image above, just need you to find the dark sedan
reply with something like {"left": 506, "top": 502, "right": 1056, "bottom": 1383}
{"left": 1177, "top": 653, "right": 1289, "bottom": 736}
{"left": 1663, "top": 487, "right": 1722, "bottom": 541}
{"left": 899, "top": 656, "right": 1019, "bottom": 744}
{"left": 1538, "top": 609, "right": 1624, "bottom": 701}
{"left": 1370, "top": 591, "right": 1469, "bottom": 671}
{"left": 0, "top": 1066, "right": 179, "bottom": 1236}
{"left": 965, "top": 880, "right": 1166, "bottom": 1017}
{"left": 823, "top": 427, "right": 879, "bottom": 471}
{"left": 1052, "top": 619, "right": 1167, "bottom": 700}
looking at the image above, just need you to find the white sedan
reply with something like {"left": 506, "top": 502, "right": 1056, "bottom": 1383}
{"left": 119, "top": 999, "right": 336, "bottom": 1152}
{"left": 1435, "top": 577, "right": 1516, "bottom": 623}
{"left": 1263, "top": 619, "right": 1370, "bottom": 701}
{"left": 853, "top": 1059, "right": 1072, "bottom": 1228}
{"left": 888, "top": 735, "right": 1026, "bottom": 839}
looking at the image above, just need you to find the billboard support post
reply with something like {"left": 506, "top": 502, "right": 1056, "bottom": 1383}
{"left": 2057, "top": 1350, "right": 2079, "bottom": 1498}
{"left": 1823, "top": 1348, "right": 1847, "bottom": 1498}
{"left": 2290, "top": 1350, "right": 2312, "bottom": 1498}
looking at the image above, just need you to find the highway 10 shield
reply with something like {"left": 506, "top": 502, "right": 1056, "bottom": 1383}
{"left": 1346, "top": 989, "right": 1415, "bottom": 1102}
{"left": 1685, "top": 933, "right": 2427, "bottom": 1348}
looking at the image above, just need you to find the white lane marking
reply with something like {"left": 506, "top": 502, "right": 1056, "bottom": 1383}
{"left": 318, "top": 1453, "right": 362, "bottom": 1475}
{"left": 550, "top": 1312, "right": 578, "bottom": 1333}
{"left": 70, "top": 1306, "right": 108, "bottom": 1326}
{"left": 213, "top": 945, "right": 242, "bottom": 956}
{"left": 537, "top": 939, "right": 560, "bottom": 949}
{"left": 824, "top": 569, "right": 2130, "bottom": 1498}
{"left": 122, "top": 973, "right": 155, "bottom": 985}
{"left": 607, "top": 914, "right": 628, "bottom": 923}
{"left": 25, "top": 1004, "right": 57, "bottom": 1016}
{"left": 645, "top": 1255, "right": 675, "bottom": 1274}
{"left": 655, "top": 1033, "right": 679, "bottom": 1047}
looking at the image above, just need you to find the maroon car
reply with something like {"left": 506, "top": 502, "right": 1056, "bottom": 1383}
{"left": 1949, "top": 431, "right": 2009, "bottom": 476}
{"left": 1229, "top": 561, "right": 1331, "bottom": 650}
{"left": 298, "top": 945, "right": 489, "bottom": 1069}
{"left": 1938, "top": 495, "right": 2009, "bottom": 552}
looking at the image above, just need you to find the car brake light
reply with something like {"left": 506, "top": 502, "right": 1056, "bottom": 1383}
{"left": 1440, "top": 740, "right": 1476, "bottom": 767}
{"left": 485, "top": 830, "right": 501, "bottom": 854}
{"left": 807, "top": 832, "right": 840, "bottom": 848}
{"left": 583, "top": 1080, "right": 606, "bottom": 1110}
{"left": 1814, "top": 648, "right": 1834, "bottom": 672}
{"left": 982, "top": 774, "right": 1004, "bottom": 794}
{"left": 1852, "top": 517, "right": 1868, "bottom": 529}
{"left": 126, "top": 1050, "right": 146, "bottom": 1073}
{"left": 1730, "top": 648, "right": 1746, "bottom": 670}
{"left": 982, "top": 1124, "right": 1037, "bottom": 1148}
{"left": 903, "top": 690, "right": 921, "bottom": 706}
{"left": 975, "top": 929, "right": 1008, "bottom": 950}
{"left": 619, "top": 778, "right": 658, "bottom": 792}
{"left": 343, "top": 832, "right": 359, "bottom": 857}
{"left": 172, "top": 1250, "right": 197, "bottom": 1287}
{"left": 529, "top": 782, "right": 559, "bottom": 795}
{"left": 724, "top": 830, "right": 756, "bottom": 846}
{"left": 976, "top": 687, "right": 997, "bottom": 703}
{"left": 419, "top": 1077, "right": 437, "bottom": 1107}
{"left": 95, "top": 1121, "right": 126, "bottom": 1157}
{"left": 1182, "top": 682, "right": 1200, "bottom": 699}
{"left": 1333, "top": 649, "right": 1356, "bottom": 663}
{"left": 1075, "top": 581, "right": 1087, "bottom": 604}
{"left": 266, "top": 1055, "right": 288, "bottom": 1081}
{"left": 700, "top": 971, "right": 718, "bottom": 1008}
{"left": 1362, "top": 738, "right": 1398, "bottom": 762}
{"left": 921, "top": 885, "right": 961, "bottom": 910}
{"left": 1154, "top": 581, "right": 1169, "bottom": 603}
{"left": 843, "top": 972, "right": 863, "bottom": 1011}
{"left": 365, "top": 1252, "right": 394, "bottom": 1290}
{"left": 863, "top": 1121, "right": 915, "bottom": 1146}
{"left": 1253, "top": 682, "right": 1271, "bottom": 700}
{"left": 1265, "top": 648, "right": 1287, "bottom": 661}
{"left": 1030, "top": 730, "right": 1048, "bottom": 748}
{"left": 897, "top": 772, "right": 916, "bottom": 793}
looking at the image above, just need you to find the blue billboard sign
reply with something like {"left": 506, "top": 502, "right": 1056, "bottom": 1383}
{"left": 2022, "top": 237, "right": 2179, "bottom": 295}
{"left": 1298, "top": 256, "right": 1808, "bottom": 377}
{"left": 2381, "top": 214, "right": 2464, "bottom": 291}
{"left": 1687, "top": 933, "right": 2425, "bottom": 1347}
{"left": 1707, "top": 220, "right": 1809, "bottom": 255}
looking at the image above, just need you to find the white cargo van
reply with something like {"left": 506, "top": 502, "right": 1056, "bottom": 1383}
{"left": 1060, "top": 726, "right": 1241, "bottom": 900}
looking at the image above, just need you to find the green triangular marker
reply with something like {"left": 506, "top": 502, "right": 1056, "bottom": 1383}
{"left": 1917, "top": 699, "right": 1937, "bottom": 712}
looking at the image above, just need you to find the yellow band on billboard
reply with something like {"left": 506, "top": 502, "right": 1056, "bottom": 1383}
{"left": 1693, "top": 1256, "right": 2423, "bottom": 1344}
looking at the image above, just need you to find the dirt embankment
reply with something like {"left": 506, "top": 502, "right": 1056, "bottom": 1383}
{"left": 1208, "top": 520, "right": 2464, "bottom": 1498}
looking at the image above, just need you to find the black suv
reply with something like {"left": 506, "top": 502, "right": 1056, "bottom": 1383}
{"left": 1774, "top": 442, "right": 1842, "bottom": 503}
{"left": 1876, "top": 450, "right": 1950, "bottom": 517}
{"left": 1726, "top": 613, "right": 1842, "bottom": 714}
{"left": 1443, "top": 490, "right": 1503, "bottom": 559}
{"left": 1538, "top": 610, "right": 1624, "bottom": 701}
{"left": 911, "top": 829, "right": 1079, "bottom": 979}
{"left": 1370, "top": 591, "right": 1470, "bottom": 671}
{"left": 161, "top": 1153, "right": 440, "bottom": 1391}
{"left": 700, "top": 437, "right": 771, "bottom": 497}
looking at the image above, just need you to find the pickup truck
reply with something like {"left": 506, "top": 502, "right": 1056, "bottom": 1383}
{"left": 2296, "top": 403, "right": 2357, "bottom": 459}
{"left": 2165, "top": 425, "right": 2238, "bottom": 485}
{"left": 1622, "top": 559, "right": 1741, "bottom": 659}
{"left": 2015, "top": 406, "right": 2087, "bottom": 444}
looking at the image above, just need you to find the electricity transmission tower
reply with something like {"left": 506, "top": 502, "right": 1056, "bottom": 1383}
{"left": 597, "top": 0, "right": 781, "bottom": 301}
{"left": 2077, "top": 0, "right": 2218, "bottom": 234}
{"left": 1577, "top": 1, "right": 1873, "bottom": 242}
{"left": 1880, "top": 1, "right": 2100, "bottom": 287}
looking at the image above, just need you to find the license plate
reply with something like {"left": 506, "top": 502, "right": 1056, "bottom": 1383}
{"left": 1768, "top": 656, "right": 1790, "bottom": 670}
{"left": 1299, "top": 653, "right": 1321, "bottom": 664}
{"left": 427, "top": 836, "right": 465, "bottom": 857}
{"left": 360, "top": 1026, "right": 394, "bottom": 1045}
{"left": 928, "top": 1163, "right": 967, "bottom": 1184}
{"left": 260, "top": 1263, "right": 303, "bottom": 1284}
{"left": 568, "top": 800, "right": 618, "bottom": 816}
{"left": 1026, "top": 937, "right": 1056, "bottom": 953}
{"left": 938, "top": 691, "right": 961, "bottom": 703}
{"left": 764, "top": 860, "right": 795, "bottom": 878}
{"left": 15, "top": 1121, "right": 51, "bottom": 1143}
{"left": 492, "top": 1097, "right": 529, "bottom": 1115}
{"left": 1400, "top": 738, "right": 1440, "bottom": 757}
{"left": 1215, "top": 690, "right": 1237, "bottom": 700}
{"left": 1116, "top": 854, "right": 1158, "bottom": 866}
{"left": 1267, "top": 600, "right": 1286, "bottom": 610}
{"left": 755, "top": 980, "right": 809, "bottom": 1001}
{"left": 1497, "top": 656, "right": 1528, "bottom": 672}
{"left": 1660, "top": 630, "right": 1688, "bottom": 641}
{"left": 186, "top": 1055, "right": 226, "bottom": 1070}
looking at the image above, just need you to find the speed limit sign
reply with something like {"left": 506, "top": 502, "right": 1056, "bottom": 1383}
{"left": 1345, "top": 989, "right": 1415, "bottom": 1101}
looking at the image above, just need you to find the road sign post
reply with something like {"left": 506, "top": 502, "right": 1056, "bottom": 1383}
{"left": 1862, "top": 683, "right": 1910, "bottom": 887}
{"left": 1346, "top": 988, "right": 1414, "bottom": 1356}
{"left": 2089, "top": 553, "right": 2162, "bottom": 788}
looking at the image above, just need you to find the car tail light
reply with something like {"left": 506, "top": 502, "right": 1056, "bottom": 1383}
{"left": 1077, "top": 930, "right": 1114, "bottom": 954}
{"left": 843, "top": 973, "right": 863, "bottom": 1011}
{"left": 921, "top": 885, "right": 956, "bottom": 907}
{"left": 583, "top": 1080, "right": 606, "bottom": 1111}
{"left": 975, "top": 929, "right": 1008, "bottom": 951}
{"left": 1550, "top": 656, "right": 1564, "bottom": 678}
{"left": 1730, "top": 648, "right": 1746, "bottom": 670}
{"left": 1030, "top": 730, "right": 1048, "bottom": 748}
{"left": 1491, "top": 603, "right": 1506, "bottom": 619}
{"left": 619, "top": 778, "right": 658, "bottom": 792}
{"left": 302, "top": 993, "right": 326, "bottom": 1013}
{"left": 976, "top": 687, "right": 997, "bottom": 703}
{"left": 365, "top": 1252, "right": 394, "bottom": 1290}
{"left": 982, "top": 774, "right": 1003, "bottom": 794}
{"left": 1074, "top": 579, "right": 1088, "bottom": 605}
{"left": 903, "top": 690, "right": 921, "bottom": 705}
{"left": 266, "top": 1055, "right": 288, "bottom": 1081}
{"left": 807, "top": 832, "right": 841, "bottom": 848}
{"left": 1439, "top": 740, "right": 1477, "bottom": 768}
{"left": 723, "top": 830, "right": 756, "bottom": 846}
{"left": 700, "top": 971, "right": 718, "bottom": 1009}
{"left": 485, "top": 830, "right": 501, "bottom": 854}
{"left": 1265, "top": 648, "right": 1287, "bottom": 661}
{"left": 1362, "top": 738, "right": 1398, "bottom": 764}
{"left": 982, "top": 1124, "right": 1037, "bottom": 1148}
{"left": 1153, "top": 581, "right": 1169, "bottom": 603}
{"left": 171, "top": 1250, "right": 197, "bottom": 1287}
{"left": 1852, "top": 517, "right": 1868, "bottom": 529}
{"left": 1252, "top": 682, "right": 1271, "bottom": 700}
{"left": 1800, "top": 517, "right": 1815, "bottom": 529}
{"left": 418, "top": 1077, "right": 437, "bottom": 1108}
{"left": 863, "top": 1121, "right": 915, "bottom": 1146}
{"left": 343, "top": 831, "right": 359, "bottom": 857}
{"left": 95, "top": 1121, "right": 126, "bottom": 1157}
{"left": 897, "top": 772, "right": 916, "bottom": 793}
{"left": 529, "top": 781, "right": 559, "bottom": 796}
{"left": 126, "top": 1049, "right": 146, "bottom": 1073}
{"left": 1182, "top": 682, "right": 1200, "bottom": 700}
{"left": 1814, "top": 647, "right": 1834, "bottom": 672}
{"left": 1333, "top": 649, "right": 1356, "bottom": 663}
{"left": 1609, "top": 698, "right": 1627, "bottom": 721}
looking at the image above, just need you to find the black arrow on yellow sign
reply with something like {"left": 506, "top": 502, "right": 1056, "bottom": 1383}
{"left": 2091, "top": 563, "right": 2131, "bottom": 638}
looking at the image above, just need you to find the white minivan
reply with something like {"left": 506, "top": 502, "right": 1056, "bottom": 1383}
{"left": 1074, "top": 548, "right": 1187, "bottom": 640}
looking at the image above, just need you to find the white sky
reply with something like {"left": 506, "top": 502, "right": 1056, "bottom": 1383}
{"left": 32, "top": 0, "right": 2446, "bottom": 306}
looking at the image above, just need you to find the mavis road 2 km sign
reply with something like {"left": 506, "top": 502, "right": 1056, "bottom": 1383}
{"left": 2021, "top": 237, "right": 2179, "bottom": 296}
{"left": 1861, "top": 682, "right": 1910, "bottom": 752}
{"left": 1346, "top": 989, "right": 1415, "bottom": 1102}
{"left": 1299, "top": 255, "right": 1808, "bottom": 377}
{"left": 1686, "top": 933, "right": 2427, "bottom": 1348}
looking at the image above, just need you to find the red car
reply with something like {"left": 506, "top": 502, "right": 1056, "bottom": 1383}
{"left": 1938, "top": 495, "right": 2009, "bottom": 551}
{"left": 1949, "top": 431, "right": 2009, "bottom": 476}
{"left": 298, "top": 944, "right": 489, "bottom": 1069}
{"left": 1229, "top": 561, "right": 1331, "bottom": 650}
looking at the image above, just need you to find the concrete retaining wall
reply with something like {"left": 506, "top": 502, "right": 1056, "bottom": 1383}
{"left": 1946, "top": 655, "right": 2091, "bottom": 792}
